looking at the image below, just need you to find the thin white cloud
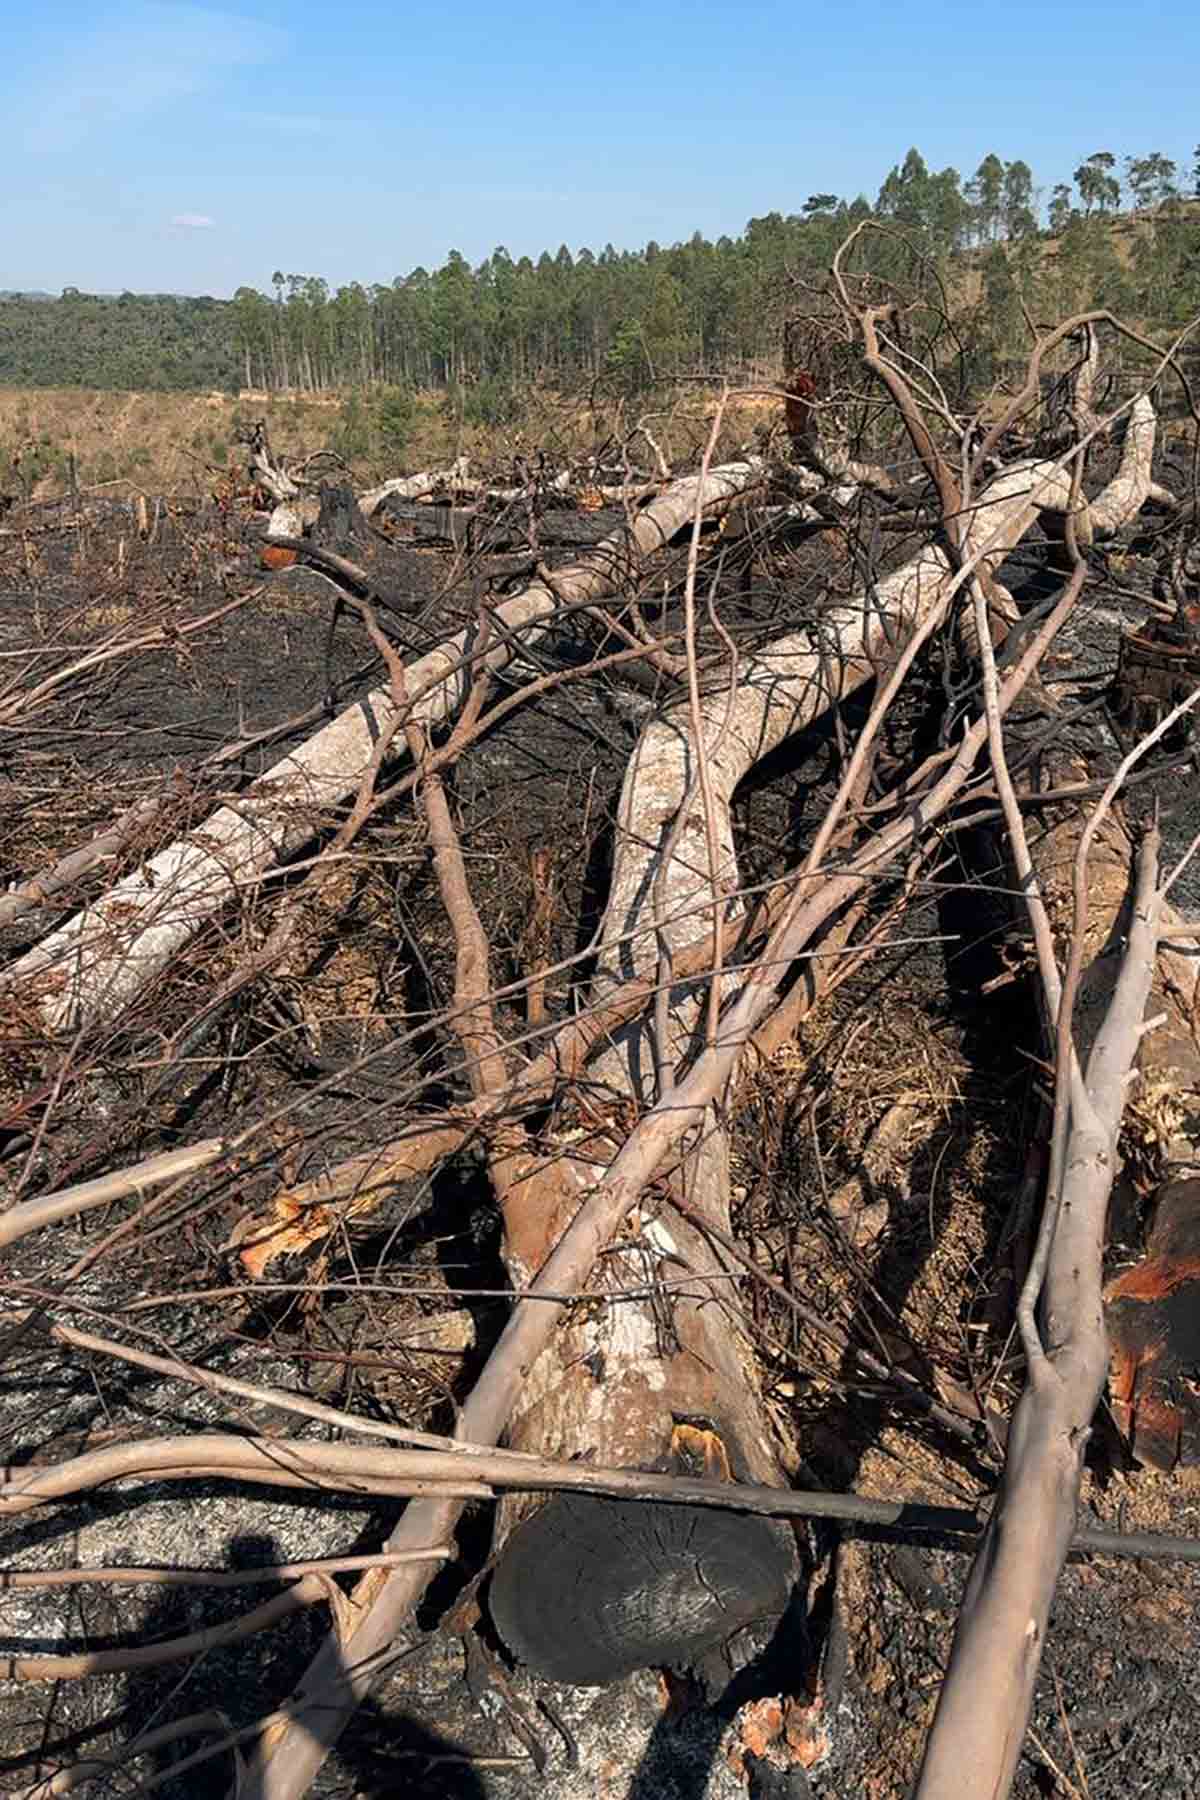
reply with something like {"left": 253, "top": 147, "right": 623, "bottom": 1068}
{"left": 240, "top": 111, "right": 341, "bottom": 139}
{"left": 171, "top": 213, "right": 216, "bottom": 229}
{"left": 22, "top": 3, "right": 287, "bottom": 154}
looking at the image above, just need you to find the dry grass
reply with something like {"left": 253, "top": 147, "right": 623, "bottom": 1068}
{"left": 0, "top": 384, "right": 365, "bottom": 497}
{"left": 0, "top": 380, "right": 785, "bottom": 508}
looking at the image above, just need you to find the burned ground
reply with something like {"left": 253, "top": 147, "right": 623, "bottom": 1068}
{"left": 1, "top": 455, "right": 1199, "bottom": 1800}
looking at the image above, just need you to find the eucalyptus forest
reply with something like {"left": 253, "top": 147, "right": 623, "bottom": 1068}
{"left": 3, "top": 144, "right": 1200, "bottom": 398}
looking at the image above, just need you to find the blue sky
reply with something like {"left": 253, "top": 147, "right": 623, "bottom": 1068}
{"left": 2, "top": 0, "right": 1196, "bottom": 297}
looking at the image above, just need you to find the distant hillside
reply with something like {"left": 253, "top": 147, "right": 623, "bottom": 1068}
{"left": 4, "top": 146, "right": 1198, "bottom": 396}
{"left": 0, "top": 290, "right": 239, "bottom": 391}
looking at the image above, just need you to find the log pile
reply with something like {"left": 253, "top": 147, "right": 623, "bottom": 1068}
{"left": 4, "top": 289, "right": 1200, "bottom": 1800}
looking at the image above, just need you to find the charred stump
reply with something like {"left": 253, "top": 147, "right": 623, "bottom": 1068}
{"left": 312, "top": 481, "right": 377, "bottom": 561}
{"left": 1107, "top": 1179, "right": 1200, "bottom": 1468}
{"left": 290, "top": 481, "right": 426, "bottom": 620}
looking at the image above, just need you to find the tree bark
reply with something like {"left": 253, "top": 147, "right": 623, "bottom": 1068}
{"left": 358, "top": 457, "right": 470, "bottom": 516}
{"left": 1027, "top": 783, "right": 1200, "bottom": 1469}
{"left": 915, "top": 818, "right": 1162, "bottom": 1799}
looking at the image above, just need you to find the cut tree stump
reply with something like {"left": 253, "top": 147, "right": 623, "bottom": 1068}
{"left": 310, "top": 481, "right": 408, "bottom": 606}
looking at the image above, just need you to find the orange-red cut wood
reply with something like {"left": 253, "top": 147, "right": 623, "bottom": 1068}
{"left": 1105, "top": 1178, "right": 1200, "bottom": 1469}
{"left": 260, "top": 544, "right": 298, "bottom": 571}
{"left": 784, "top": 369, "right": 817, "bottom": 446}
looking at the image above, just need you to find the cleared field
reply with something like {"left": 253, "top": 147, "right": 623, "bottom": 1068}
{"left": 0, "top": 380, "right": 789, "bottom": 505}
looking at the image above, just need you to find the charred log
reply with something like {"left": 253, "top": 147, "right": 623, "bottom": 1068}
{"left": 489, "top": 1425, "right": 797, "bottom": 1686}
{"left": 1113, "top": 616, "right": 1200, "bottom": 748}
{"left": 373, "top": 498, "right": 477, "bottom": 543}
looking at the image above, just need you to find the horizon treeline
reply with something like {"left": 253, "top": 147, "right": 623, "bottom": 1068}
{"left": 3, "top": 144, "right": 1200, "bottom": 399}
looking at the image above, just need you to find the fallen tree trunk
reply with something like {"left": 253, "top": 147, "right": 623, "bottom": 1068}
{"left": 317, "top": 458, "right": 641, "bottom": 519}
{"left": 238, "top": 562, "right": 1086, "bottom": 1800}
{"left": 226, "top": 412, "right": 1162, "bottom": 1697}
{"left": 486, "top": 399, "right": 1164, "bottom": 1682}
{"left": 916, "top": 575, "right": 1180, "bottom": 1793}
{"left": 357, "top": 456, "right": 470, "bottom": 515}
{"left": 595, "top": 422, "right": 1158, "bottom": 1029}
{"left": 488, "top": 1031, "right": 801, "bottom": 1687}
{"left": 3, "top": 459, "right": 768, "bottom": 1036}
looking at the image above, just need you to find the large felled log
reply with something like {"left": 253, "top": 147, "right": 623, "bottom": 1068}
{"left": 487, "top": 1111, "right": 802, "bottom": 1684}
{"left": 596, "top": 394, "right": 1162, "bottom": 1036}
{"left": 484, "top": 408, "right": 1165, "bottom": 1685}
{"left": 3, "top": 460, "right": 768, "bottom": 1035}
{"left": 372, "top": 497, "right": 478, "bottom": 542}
{"left": 357, "top": 456, "right": 470, "bottom": 516}
{"left": 482, "top": 775, "right": 805, "bottom": 1682}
